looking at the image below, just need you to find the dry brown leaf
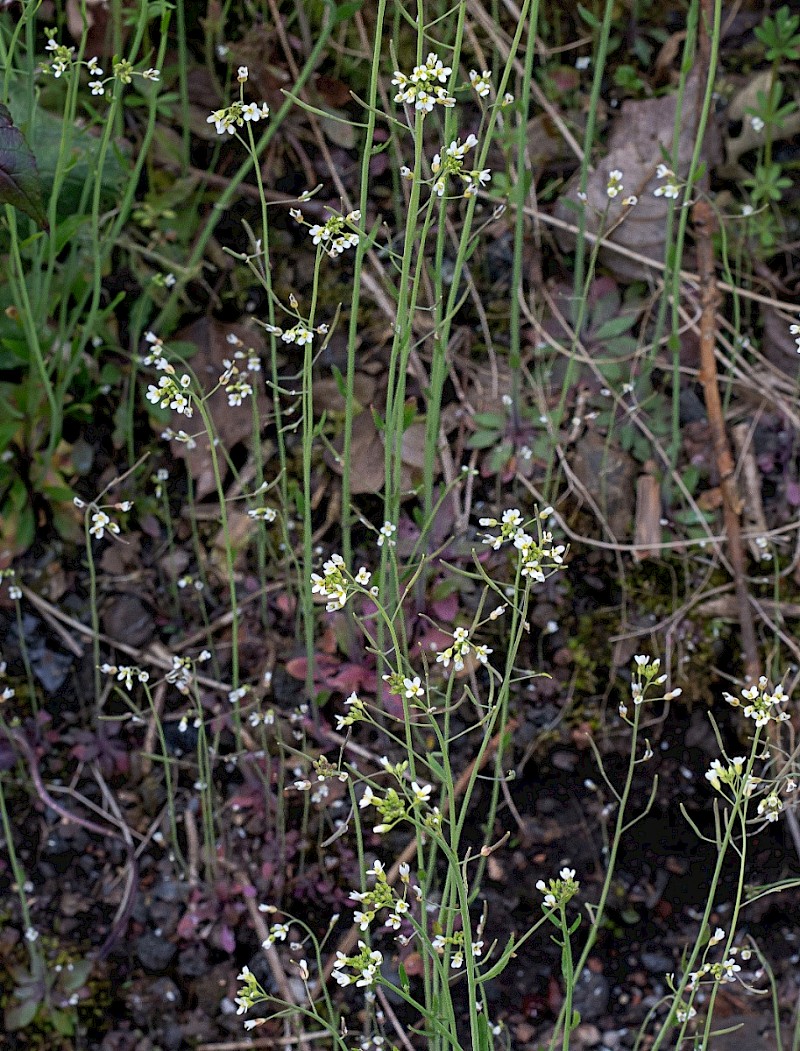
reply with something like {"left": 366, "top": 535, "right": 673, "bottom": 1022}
{"left": 571, "top": 430, "right": 636, "bottom": 539}
{"left": 554, "top": 70, "right": 722, "bottom": 281}
{"left": 211, "top": 510, "right": 261, "bottom": 573}
{"left": 723, "top": 71, "right": 800, "bottom": 171}
{"left": 324, "top": 412, "right": 429, "bottom": 496}
{"left": 731, "top": 422, "right": 770, "bottom": 561}
{"left": 66, "top": 0, "right": 114, "bottom": 56}
{"left": 165, "top": 317, "right": 268, "bottom": 499}
{"left": 632, "top": 470, "right": 662, "bottom": 562}
{"left": 313, "top": 373, "right": 376, "bottom": 414}
{"left": 761, "top": 304, "right": 800, "bottom": 376}
{"left": 325, "top": 412, "right": 385, "bottom": 495}
{"left": 696, "top": 487, "right": 723, "bottom": 511}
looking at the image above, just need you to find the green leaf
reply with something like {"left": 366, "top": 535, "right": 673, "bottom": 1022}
{"left": 398, "top": 962, "right": 410, "bottom": 994}
{"left": 466, "top": 429, "right": 501, "bottom": 449}
{"left": 5, "top": 997, "right": 40, "bottom": 1030}
{"left": 487, "top": 442, "right": 513, "bottom": 472}
{"left": 332, "top": 0, "right": 364, "bottom": 24}
{"left": 594, "top": 314, "right": 638, "bottom": 340}
{"left": 577, "top": 3, "right": 600, "bottom": 29}
{"left": 401, "top": 400, "right": 416, "bottom": 431}
{"left": 476, "top": 1013, "right": 491, "bottom": 1051}
{"left": 0, "top": 104, "right": 48, "bottom": 230}
{"left": 6, "top": 101, "right": 128, "bottom": 222}
{"left": 331, "top": 364, "right": 347, "bottom": 399}
{"left": 425, "top": 753, "right": 447, "bottom": 784}
{"left": 472, "top": 411, "right": 506, "bottom": 429}
{"left": 682, "top": 465, "right": 700, "bottom": 495}
{"left": 603, "top": 336, "right": 638, "bottom": 357}
{"left": 50, "top": 1008, "right": 76, "bottom": 1036}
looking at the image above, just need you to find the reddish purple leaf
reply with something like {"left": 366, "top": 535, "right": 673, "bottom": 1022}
{"left": 0, "top": 105, "right": 48, "bottom": 230}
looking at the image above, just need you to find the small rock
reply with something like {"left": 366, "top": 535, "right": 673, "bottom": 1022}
{"left": 601, "top": 1030, "right": 625, "bottom": 1050}
{"left": 571, "top": 967, "right": 611, "bottom": 1021}
{"left": 640, "top": 950, "right": 673, "bottom": 973}
{"left": 135, "top": 932, "right": 177, "bottom": 973}
{"left": 572, "top": 1022, "right": 602, "bottom": 1048}
{"left": 103, "top": 594, "right": 155, "bottom": 648}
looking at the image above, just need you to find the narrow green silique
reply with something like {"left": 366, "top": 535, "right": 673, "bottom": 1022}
{"left": 424, "top": 0, "right": 535, "bottom": 526}
{"left": 0, "top": 771, "right": 39, "bottom": 967}
{"left": 543, "top": 0, "right": 616, "bottom": 500}
{"left": 341, "top": 0, "right": 388, "bottom": 578}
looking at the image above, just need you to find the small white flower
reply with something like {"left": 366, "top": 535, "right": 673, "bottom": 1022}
{"left": 469, "top": 69, "right": 492, "bottom": 98}
{"left": 89, "top": 511, "right": 120, "bottom": 540}
{"left": 403, "top": 676, "right": 425, "bottom": 700}
{"left": 377, "top": 521, "right": 396, "bottom": 547}
{"left": 750, "top": 115, "right": 765, "bottom": 132}
{"left": 606, "top": 169, "right": 624, "bottom": 198}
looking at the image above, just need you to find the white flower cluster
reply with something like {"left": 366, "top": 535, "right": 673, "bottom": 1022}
{"left": 436, "top": 626, "right": 492, "bottom": 672}
{"left": 358, "top": 777, "right": 433, "bottom": 835}
{"left": 347, "top": 858, "right": 413, "bottom": 933}
{"left": 391, "top": 53, "right": 455, "bottom": 113}
{"left": 301, "top": 209, "right": 361, "bottom": 258}
{"left": 479, "top": 507, "right": 567, "bottom": 583}
{"left": 377, "top": 521, "right": 396, "bottom": 548}
{"left": 536, "top": 867, "right": 579, "bottom": 909}
{"left": 311, "top": 553, "right": 349, "bottom": 611}
{"left": 247, "top": 506, "right": 277, "bottom": 522}
{"left": 433, "top": 929, "right": 483, "bottom": 966}
{"left": 431, "top": 927, "right": 484, "bottom": 969}
{"left": 687, "top": 945, "right": 749, "bottom": 991}
{"left": 219, "top": 352, "right": 256, "bottom": 407}
{"left": 89, "top": 510, "right": 120, "bottom": 540}
{"left": 723, "top": 676, "right": 791, "bottom": 728}
{"left": 146, "top": 373, "right": 193, "bottom": 416}
{"left": 142, "top": 332, "right": 194, "bottom": 416}
{"left": 654, "top": 163, "right": 681, "bottom": 199}
{"left": 42, "top": 34, "right": 75, "bottom": 78}
{"left": 207, "top": 99, "right": 270, "bottom": 136}
{"left": 332, "top": 941, "right": 384, "bottom": 987}
{"left": 0, "top": 569, "right": 21, "bottom": 602}
{"left": 100, "top": 662, "right": 150, "bottom": 690}
{"left": 606, "top": 169, "right": 624, "bottom": 198}
{"left": 757, "top": 791, "right": 784, "bottom": 823}
{"left": 790, "top": 317, "right": 800, "bottom": 354}
{"left": 235, "top": 966, "right": 262, "bottom": 1016}
{"left": 161, "top": 427, "right": 197, "bottom": 449}
{"left": 165, "top": 655, "right": 194, "bottom": 695}
{"left": 618, "top": 655, "right": 682, "bottom": 717}
{"left": 431, "top": 135, "right": 491, "bottom": 199}
{"left": 262, "top": 320, "right": 320, "bottom": 346}
{"left": 42, "top": 35, "right": 160, "bottom": 90}
{"left": 469, "top": 69, "right": 492, "bottom": 97}
{"left": 1, "top": 660, "right": 16, "bottom": 703}
{"left": 705, "top": 755, "right": 747, "bottom": 792}
{"left": 311, "top": 555, "right": 375, "bottom": 612}
{"left": 336, "top": 691, "right": 367, "bottom": 730}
